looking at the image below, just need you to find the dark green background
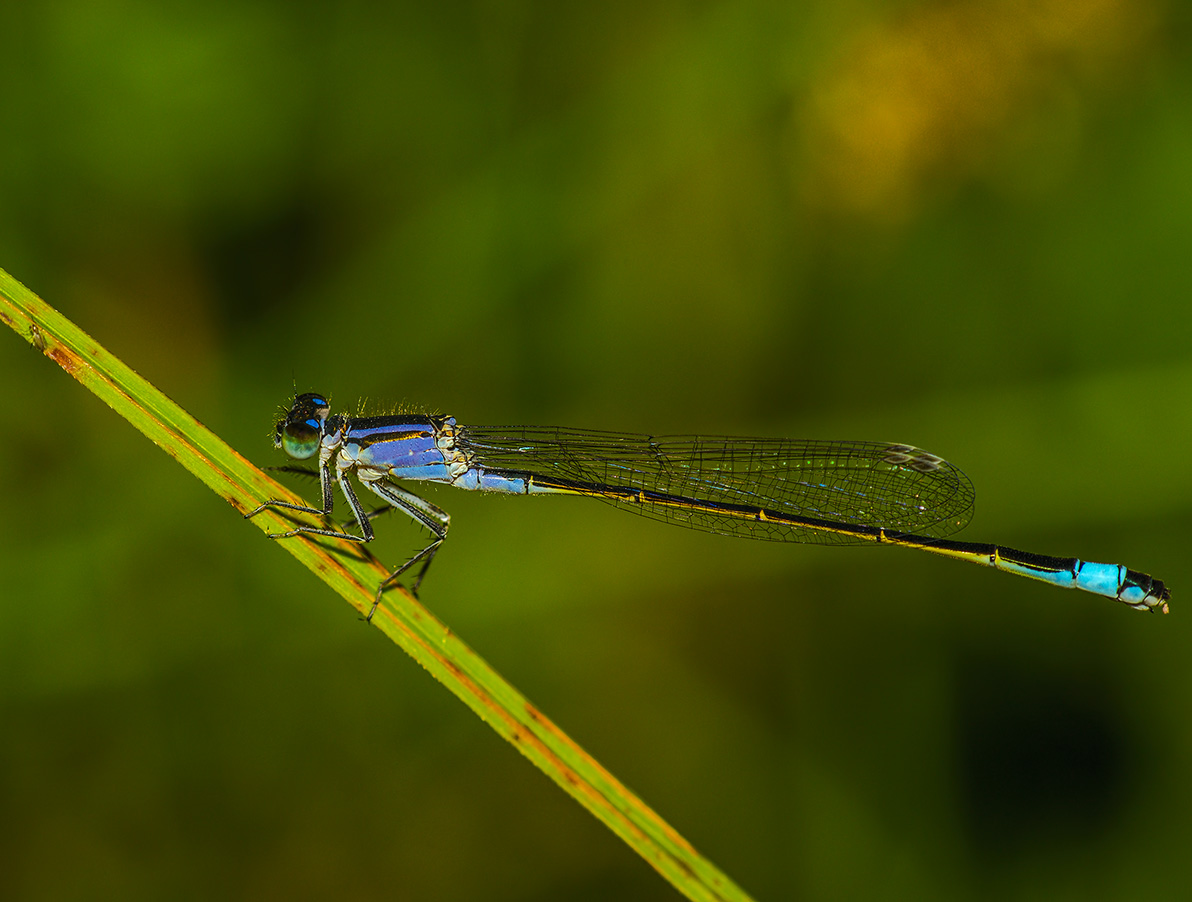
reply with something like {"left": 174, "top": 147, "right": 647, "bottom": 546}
{"left": 2, "top": 2, "right": 1190, "bottom": 899}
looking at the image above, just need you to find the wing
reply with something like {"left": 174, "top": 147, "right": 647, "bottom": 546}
{"left": 456, "top": 426, "right": 974, "bottom": 545}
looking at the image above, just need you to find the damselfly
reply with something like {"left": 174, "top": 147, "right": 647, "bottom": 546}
{"left": 246, "top": 393, "right": 1170, "bottom": 619}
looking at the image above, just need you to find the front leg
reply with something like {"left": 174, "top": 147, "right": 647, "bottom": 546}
{"left": 245, "top": 456, "right": 373, "bottom": 543}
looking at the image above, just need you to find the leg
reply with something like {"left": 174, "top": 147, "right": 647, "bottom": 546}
{"left": 262, "top": 464, "right": 320, "bottom": 480}
{"left": 246, "top": 460, "right": 374, "bottom": 543}
{"left": 358, "top": 478, "right": 451, "bottom": 621}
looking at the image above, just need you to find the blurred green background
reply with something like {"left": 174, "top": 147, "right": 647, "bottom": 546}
{"left": 2, "top": 1, "right": 1190, "bottom": 899}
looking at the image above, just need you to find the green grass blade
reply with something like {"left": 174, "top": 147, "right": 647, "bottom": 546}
{"left": 0, "top": 267, "right": 754, "bottom": 902}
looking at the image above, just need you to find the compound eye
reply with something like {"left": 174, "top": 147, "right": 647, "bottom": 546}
{"left": 280, "top": 419, "right": 321, "bottom": 459}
